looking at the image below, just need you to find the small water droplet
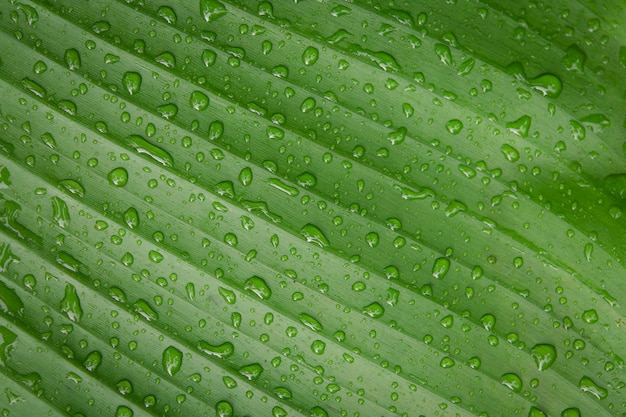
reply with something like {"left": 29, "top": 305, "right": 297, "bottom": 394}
{"left": 197, "top": 340, "right": 234, "bottom": 359}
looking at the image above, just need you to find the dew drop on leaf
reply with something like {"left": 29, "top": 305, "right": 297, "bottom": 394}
{"left": 531, "top": 343, "right": 557, "bottom": 371}
{"left": 500, "top": 373, "right": 522, "bottom": 392}
{"left": 162, "top": 345, "right": 183, "bottom": 376}
{"left": 432, "top": 257, "right": 451, "bottom": 279}
{"left": 108, "top": 167, "right": 129, "bottom": 187}
{"left": 122, "top": 72, "right": 142, "bottom": 95}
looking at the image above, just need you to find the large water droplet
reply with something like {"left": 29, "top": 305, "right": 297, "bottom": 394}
{"left": 60, "top": 283, "right": 83, "bottom": 322}
{"left": 579, "top": 376, "right": 607, "bottom": 399}
{"left": 200, "top": 0, "right": 227, "bottom": 22}
{"left": 244, "top": 276, "right": 272, "bottom": 300}
{"left": 531, "top": 343, "right": 557, "bottom": 371}
{"left": 162, "top": 346, "right": 183, "bottom": 376}
{"left": 500, "top": 373, "right": 522, "bottom": 392}
{"left": 108, "top": 168, "right": 129, "bottom": 187}
{"left": 197, "top": 340, "right": 234, "bottom": 359}
{"left": 122, "top": 72, "right": 142, "bottom": 95}
{"left": 432, "top": 257, "right": 450, "bottom": 279}
{"left": 300, "top": 224, "right": 330, "bottom": 248}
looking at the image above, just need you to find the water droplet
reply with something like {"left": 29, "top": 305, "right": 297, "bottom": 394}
{"left": 579, "top": 376, "right": 607, "bottom": 399}
{"left": 348, "top": 45, "right": 400, "bottom": 72}
{"left": 83, "top": 351, "right": 102, "bottom": 372}
{"left": 299, "top": 313, "right": 323, "bottom": 332}
{"left": 531, "top": 343, "right": 557, "bottom": 371}
{"left": 187, "top": 91, "right": 210, "bottom": 112}
{"left": 440, "top": 314, "right": 454, "bottom": 328}
{"left": 365, "top": 232, "right": 379, "bottom": 248}
{"left": 561, "top": 408, "right": 581, "bottom": 417}
{"left": 500, "top": 144, "right": 520, "bottom": 162}
{"left": 155, "top": 52, "right": 176, "bottom": 68}
{"left": 528, "top": 406, "right": 547, "bottom": 417}
{"left": 208, "top": 120, "right": 224, "bottom": 140}
{"left": 500, "top": 373, "right": 522, "bottom": 392}
{"left": 444, "top": 119, "right": 463, "bottom": 135}
{"left": 239, "top": 363, "right": 263, "bottom": 381}
{"left": 64, "top": 48, "right": 81, "bottom": 70}
{"left": 122, "top": 72, "right": 142, "bottom": 95}
{"left": 108, "top": 168, "right": 129, "bottom": 187}
{"left": 60, "top": 283, "right": 83, "bottom": 322}
{"left": 434, "top": 43, "right": 453, "bottom": 65}
{"left": 238, "top": 167, "right": 253, "bottom": 186}
{"left": 562, "top": 45, "right": 586, "bottom": 72}
{"left": 362, "top": 302, "right": 385, "bottom": 318}
{"left": 569, "top": 120, "right": 586, "bottom": 141}
{"left": 148, "top": 250, "right": 164, "bottom": 263}
{"left": 432, "top": 257, "right": 451, "bottom": 279}
{"left": 133, "top": 299, "right": 158, "bottom": 321}
{"left": 41, "top": 132, "right": 56, "bottom": 149}
{"left": 458, "top": 58, "right": 475, "bottom": 75}
{"left": 125, "top": 135, "right": 173, "bottom": 167}
{"left": 300, "top": 224, "right": 330, "bottom": 248}
{"left": 201, "top": 49, "right": 217, "bottom": 67}
{"left": 480, "top": 313, "right": 496, "bottom": 331}
{"left": 218, "top": 287, "right": 236, "bottom": 304}
{"left": 529, "top": 74, "right": 562, "bottom": 98}
{"left": 296, "top": 171, "right": 317, "bottom": 188}
{"left": 17, "top": 3, "right": 39, "bottom": 25}
{"left": 581, "top": 309, "right": 598, "bottom": 324}
{"left": 306, "top": 339, "right": 326, "bottom": 356}
{"left": 33, "top": 60, "right": 47, "bottom": 74}
{"left": 156, "top": 103, "right": 178, "bottom": 120}
{"left": 310, "top": 406, "right": 329, "bottom": 417}
{"left": 123, "top": 207, "right": 139, "bottom": 229}
{"left": 223, "top": 232, "right": 238, "bottom": 247}
{"left": 58, "top": 100, "right": 77, "bottom": 116}
{"left": 387, "top": 126, "right": 407, "bottom": 145}
{"left": 440, "top": 357, "right": 455, "bottom": 368}
{"left": 162, "top": 346, "right": 183, "bottom": 376}
{"left": 445, "top": 200, "right": 467, "bottom": 217}
{"left": 215, "top": 400, "right": 233, "bottom": 417}
{"left": 157, "top": 6, "right": 177, "bottom": 24}
{"left": 200, "top": 0, "right": 227, "bottom": 22}
{"left": 0, "top": 281, "right": 23, "bottom": 317}
{"left": 584, "top": 243, "right": 593, "bottom": 262}
{"left": 244, "top": 276, "right": 272, "bottom": 300}
{"left": 273, "top": 387, "right": 292, "bottom": 400}
{"left": 302, "top": 46, "right": 319, "bottom": 66}
{"left": 22, "top": 78, "right": 46, "bottom": 98}
{"left": 506, "top": 115, "right": 532, "bottom": 138}
{"left": 580, "top": 113, "right": 610, "bottom": 133}
{"left": 197, "top": 340, "right": 234, "bottom": 359}
{"left": 51, "top": 196, "right": 70, "bottom": 228}
{"left": 115, "top": 406, "right": 133, "bottom": 417}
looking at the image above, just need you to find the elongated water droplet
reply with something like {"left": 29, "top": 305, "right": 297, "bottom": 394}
{"left": 268, "top": 178, "right": 299, "bottom": 196}
{"left": 362, "top": 302, "right": 384, "bottom": 318}
{"left": 238, "top": 363, "right": 263, "bottom": 380}
{"left": 300, "top": 224, "right": 330, "bottom": 248}
{"left": 200, "top": 0, "right": 227, "bottom": 22}
{"left": 579, "top": 376, "right": 607, "bottom": 399}
{"left": 434, "top": 43, "right": 453, "bottom": 65}
{"left": 529, "top": 74, "right": 562, "bottom": 98}
{"left": 60, "top": 283, "right": 83, "bottom": 322}
{"left": 500, "top": 144, "right": 520, "bottom": 162}
{"left": 133, "top": 299, "right": 158, "bottom": 321}
{"left": 244, "top": 276, "right": 272, "bottom": 300}
{"left": 197, "top": 340, "right": 234, "bottom": 358}
{"left": 506, "top": 115, "right": 532, "bottom": 138}
{"left": 125, "top": 135, "right": 173, "bottom": 167}
{"left": 299, "top": 313, "right": 323, "bottom": 332}
{"left": 51, "top": 196, "right": 70, "bottom": 228}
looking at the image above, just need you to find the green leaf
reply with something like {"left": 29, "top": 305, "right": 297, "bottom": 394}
{"left": 0, "top": 0, "right": 624, "bottom": 416}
